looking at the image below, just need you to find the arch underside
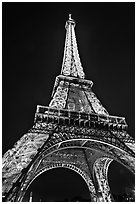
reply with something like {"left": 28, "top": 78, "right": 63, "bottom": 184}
{"left": 2, "top": 122, "right": 135, "bottom": 202}
{"left": 18, "top": 147, "right": 112, "bottom": 202}
{"left": 3, "top": 122, "right": 134, "bottom": 179}
{"left": 14, "top": 141, "right": 133, "bottom": 202}
{"left": 32, "top": 122, "right": 135, "bottom": 173}
{"left": 41, "top": 139, "right": 134, "bottom": 173}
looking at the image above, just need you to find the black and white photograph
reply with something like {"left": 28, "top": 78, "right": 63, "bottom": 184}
{"left": 2, "top": 2, "right": 135, "bottom": 202}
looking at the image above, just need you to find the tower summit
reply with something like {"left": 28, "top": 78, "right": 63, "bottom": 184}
{"left": 61, "top": 14, "right": 85, "bottom": 78}
{"left": 2, "top": 15, "right": 134, "bottom": 202}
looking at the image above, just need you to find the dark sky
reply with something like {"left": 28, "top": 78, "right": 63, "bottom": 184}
{"left": 2, "top": 2, "right": 135, "bottom": 201}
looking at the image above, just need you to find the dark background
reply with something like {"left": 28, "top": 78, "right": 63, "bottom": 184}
{"left": 2, "top": 2, "right": 135, "bottom": 201}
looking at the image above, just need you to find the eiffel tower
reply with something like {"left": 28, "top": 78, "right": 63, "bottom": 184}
{"left": 2, "top": 14, "right": 135, "bottom": 202}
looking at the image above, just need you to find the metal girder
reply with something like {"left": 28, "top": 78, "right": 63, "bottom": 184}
{"left": 93, "top": 157, "right": 113, "bottom": 202}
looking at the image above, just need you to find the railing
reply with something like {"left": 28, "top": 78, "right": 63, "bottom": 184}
{"left": 35, "top": 105, "right": 127, "bottom": 127}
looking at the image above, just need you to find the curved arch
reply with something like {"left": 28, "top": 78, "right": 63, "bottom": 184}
{"left": 2, "top": 130, "right": 134, "bottom": 180}
{"left": 13, "top": 139, "right": 135, "bottom": 201}
{"left": 38, "top": 122, "right": 134, "bottom": 157}
{"left": 20, "top": 163, "right": 97, "bottom": 202}
{"left": 17, "top": 135, "right": 135, "bottom": 202}
{"left": 39, "top": 138, "right": 135, "bottom": 174}
{"left": 2, "top": 135, "right": 135, "bottom": 202}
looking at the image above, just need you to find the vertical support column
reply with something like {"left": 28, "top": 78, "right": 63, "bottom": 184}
{"left": 87, "top": 180, "right": 97, "bottom": 202}
{"left": 93, "top": 157, "right": 113, "bottom": 202}
{"left": 49, "top": 81, "right": 69, "bottom": 109}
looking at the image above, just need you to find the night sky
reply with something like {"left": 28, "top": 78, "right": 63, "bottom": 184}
{"left": 2, "top": 2, "right": 135, "bottom": 201}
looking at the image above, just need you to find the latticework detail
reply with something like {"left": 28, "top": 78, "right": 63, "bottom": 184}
{"left": 61, "top": 15, "right": 85, "bottom": 78}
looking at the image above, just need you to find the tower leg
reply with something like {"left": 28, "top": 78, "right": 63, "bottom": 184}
{"left": 93, "top": 157, "right": 113, "bottom": 202}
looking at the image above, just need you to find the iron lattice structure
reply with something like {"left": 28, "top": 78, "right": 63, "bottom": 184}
{"left": 2, "top": 15, "right": 135, "bottom": 202}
